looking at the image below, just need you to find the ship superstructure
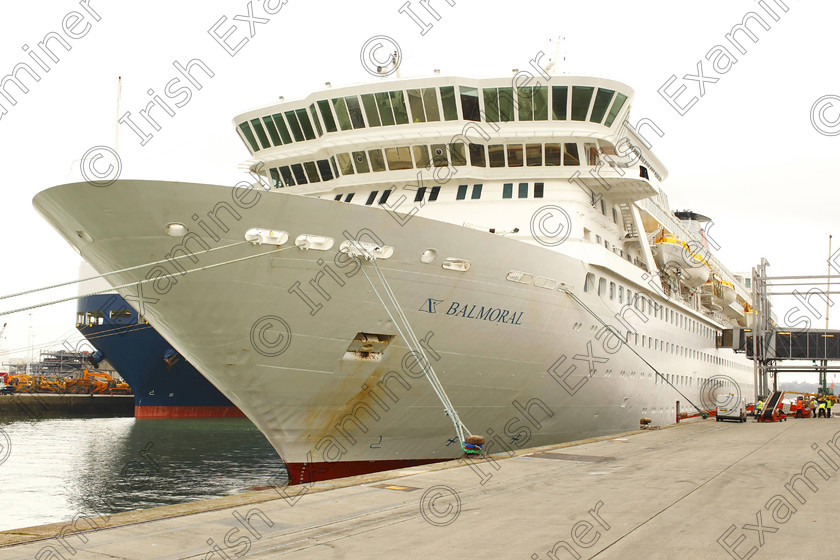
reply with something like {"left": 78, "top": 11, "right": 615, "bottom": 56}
{"left": 34, "top": 74, "right": 754, "bottom": 483}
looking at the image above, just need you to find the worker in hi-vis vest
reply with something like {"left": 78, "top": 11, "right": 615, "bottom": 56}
{"left": 819, "top": 400, "right": 827, "bottom": 418}
{"left": 756, "top": 400, "right": 763, "bottom": 416}
{"left": 827, "top": 399, "right": 833, "bottom": 418}
{"left": 811, "top": 399, "right": 818, "bottom": 419}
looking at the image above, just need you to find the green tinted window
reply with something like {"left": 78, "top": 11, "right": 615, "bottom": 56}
{"left": 368, "top": 149, "right": 386, "bottom": 172}
{"left": 503, "top": 183, "right": 513, "bottom": 199}
{"left": 279, "top": 166, "right": 294, "bottom": 186}
{"left": 272, "top": 114, "right": 292, "bottom": 144}
{"left": 250, "top": 119, "right": 270, "bottom": 149}
{"left": 590, "top": 88, "right": 615, "bottom": 124}
{"left": 375, "top": 92, "right": 395, "bottom": 125}
{"left": 345, "top": 96, "right": 366, "bottom": 129}
{"left": 440, "top": 86, "right": 458, "bottom": 120}
{"left": 390, "top": 91, "right": 409, "bottom": 124}
{"left": 518, "top": 182, "right": 528, "bottom": 198}
{"left": 317, "top": 100, "right": 337, "bottom": 132}
{"left": 303, "top": 161, "right": 320, "bottom": 183}
{"left": 604, "top": 92, "right": 628, "bottom": 127}
{"left": 518, "top": 87, "right": 533, "bottom": 121}
{"left": 571, "top": 86, "right": 595, "bottom": 121}
{"left": 262, "top": 116, "right": 282, "bottom": 146}
{"left": 488, "top": 144, "right": 505, "bottom": 167}
{"left": 460, "top": 86, "right": 480, "bottom": 121}
{"left": 309, "top": 105, "right": 323, "bottom": 136}
{"left": 471, "top": 184, "right": 483, "bottom": 199}
{"left": 469, "top": 143, "right": 485, "bottom": 167}
{"left": 361, "top": 94, "right": 381, "bottom": 127}
{"left": 291, "top": 163, "right": 307, "bottom": 184}
{"left": 423, "top": 88, "right": 440, "bottom": 121}
{"left": 456, "top": 185, "right": 467, "bottom": 200}
{"left": 284, "top": 111, "right": 305, "bottom": 141}
{"left": 316, "top": 159, "right": 333, "bottom": 180}
{"left": 533, "top": 86, "right": 548, "bottom": 120}
{"left": 353, "top": 151, "right": 370, "bottom": 173}
{"left": 483, "top": 88, "right": 499, "bottom": 122}
{"left": 269, "top": 168, "right": 281, "bottom": 188}
{"left": 337, "top": 153, "right": 354, "bottom": 175}
{"left": 295, "top": 108, "right": 316, "bottom": 140}
{"left": 407, "top": 89, "right": 425, "bottom": 122}
{"left": 551, "top": 86, "right": 568, "bottom": 120}
{"left": 238, "top": 122, "right": 259, "bottom": 152}
{"left": 498, "top": 87, "right": 514, "bottom": 121}
{"left": 331, "top": 98, "right": 353, "bottom": 131}
{"left": 413, "top": 145, "right": 430, "bottom": 168}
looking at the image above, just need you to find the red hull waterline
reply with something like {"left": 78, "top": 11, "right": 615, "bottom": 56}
{"left": 285, "top": 458, "right": 449, "bottom": 485}
{"left": 135, "top": 405, "right": 246, "bottom": 419}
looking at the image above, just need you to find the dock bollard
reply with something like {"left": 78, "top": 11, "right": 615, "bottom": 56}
{"left": 463, "top": 435, "right": 485, "bottom": 454}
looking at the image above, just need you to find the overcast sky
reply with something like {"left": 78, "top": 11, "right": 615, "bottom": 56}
{"left": 0, "top": 0, "right": 836, "bottom": 383}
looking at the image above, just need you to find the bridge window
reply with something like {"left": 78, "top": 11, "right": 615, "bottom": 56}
{"left": 279, "top": 166, "right": 294, "bottom": 186}
{"left": 507, "top": 145, "right": 523, "bottom": 167}
{"left": 517, "top": 86, "right": 548, "bottom": 121}
{"left": 564, "top": 143, "right": 580, "bottom": 166}
{"left": 291, "top": 164, "right": 307, "bottom": 185}
{"left": 385, "top": 147, "right": 413, "bottom": 170}
{"left": 272, "top": 114, "right": 293, "bottom": 144}
{"left": 590, "top": 88, "right": 615, "bottom": 124}
{"left": 295, "top": 109, "right": 316, "bottom": 140}
{"left": 440, "top": 86, "right": 458, "bottom": 120}
{"left": 238, "top": 122, "right": 259, "bottom": 152}
{"left": 261, "top": 116, "right": 282, "bottom": 146}
{"left": 303, "top": 162, "right": 320, "bottom": 183}
{"left": 361, "top": 94, "right": 381, "bottom": 127}
{"left": 337, "top": 153, "right": 354, "bottom": 175}
{"left": 469, "top": 143, "right": 486, "bottom": 167}
{"left": 331, "top": 98, "right": 353, "bottom": 131}
{"left": 483, "top": 87, "right": 515, "bottom": 122}
{"left": 317, "top": 100, "right": 337, "bottom": 132}
{"left": 459, "top": 86, "right": 480, "bottom": 121}
{"left": 368, "top": 149, "right": 386, "bottom": 172}
{"left": 552, "top": 86, "right": 568, "bottom": 120}
{"left": 585, "top": 143, "right": 599, "bottom": 166}
{"left": 431, "top": 144, "right": 448, "bottom": 167}
{"left": 450, "top": 143, "right": 467, "bottom": 166}
{"left": 284, "top": 111, "right": 305, "bottom": 141}
{"left": 407, "top": 88, "right": 441, "bottom": 122}
{"left": 376, "top": 92, "right": 396, "bottom": 125}
{"left": 571, "top": 86, "right": 595, "bottom": 121}
{"left": 316, "top": 160, "right": 333, "bottom": 181}
{"left": 345, "top": 96, "right": 366, "bottom": 129}
{"left": 545, "top": 143, "right": 562, "bottom": 166}
{"left": 308, "top": 105, "right": 323, "bottom": 137}
{"left": 526, "top": 144, "right": 542, "bottom": 166}
{"left": 413, "top": 145, "right": 431, "bottom": 168}
{"left": 604, "top": 93, "right": 628, "bottom": 127}
{"left": 269, "top": 168, "right": 281, "bottom": 188}
{"left": 488, "top": 144, "right": 505, "bottom": 167}
{"left": 353, "top": 151, "right": 370, "bottom": 173}
{"left": 249, "top": 119, "right": 271, "bottom": 149}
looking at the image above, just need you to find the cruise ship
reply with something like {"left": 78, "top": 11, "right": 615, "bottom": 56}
{"left": 34, "top": 74, "right": 755, "bottom": 483}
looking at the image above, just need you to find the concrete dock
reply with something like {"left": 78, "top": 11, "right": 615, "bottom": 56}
{"left": 2, "top": 417, "right": 839, "bottom": 559}
{"left": 0, "top": 393, "right": 133, "bottom": 418}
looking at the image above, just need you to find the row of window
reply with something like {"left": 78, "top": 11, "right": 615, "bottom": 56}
{"left": 624, "top": 330, "right": 746, "bottom": 371}
{"left": 331, "top": 182, "right": 546, "bottom": 205}
{"left": 584, "top": 273, "right": 719, "bottom": 341}
{"left": 237, "top": 84, "right": 629, "bottom": 153}
{"left": 265, "top": 141, "right": 612, "bottom": 188}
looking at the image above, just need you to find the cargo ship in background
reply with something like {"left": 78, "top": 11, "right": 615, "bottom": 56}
{"left": 76, "top": 265, "right": 243, "bottom": 418}
{"left": 38, "top": 73, "right": 754, "bottom": 483}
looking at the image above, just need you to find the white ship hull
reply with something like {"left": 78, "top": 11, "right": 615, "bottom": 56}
{"left": 34, "top": 180, "right": 754, "bottom": 483}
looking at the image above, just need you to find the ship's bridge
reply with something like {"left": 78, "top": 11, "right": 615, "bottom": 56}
{"left": 231, "top": 75, "right": 667, "bottom": 202}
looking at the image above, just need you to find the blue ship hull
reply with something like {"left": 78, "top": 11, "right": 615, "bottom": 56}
{"left": 76, "top": 294, "right": 242, "bottom": 418}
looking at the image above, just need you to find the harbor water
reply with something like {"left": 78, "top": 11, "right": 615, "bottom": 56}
{"left": 0, "top": 417, "right": 285, "bottom": 532}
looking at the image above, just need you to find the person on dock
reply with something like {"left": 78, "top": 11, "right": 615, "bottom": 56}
{"left": 818, "top": 400, "right": 827, "bottom": 418}
{"left": 756, "top": 399, "right": 763, "bottom": 419}
{"left": 810, "top": 399, "right": 818, "bottom": 419}
{"left": 827, "top": 398, "right": 833, "bottom": 419}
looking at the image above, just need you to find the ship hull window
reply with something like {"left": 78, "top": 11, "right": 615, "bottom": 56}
{"left": 352, "top": 151, "right": 370, "bottom": 173}
{"left": 345, "top": 96, "right": 366, "bottom": 129}
{"left": 571, "top": 86, "right": 595, "bottom": 121}
{"left": 440, "top": 86, "right": 459, "bottom": 120}
{"left": 365, "top": 191, "right": 378, "bottom": 205}
{"left": 303, "top": 161, "right": 321, "bottom": 183}
{"left": 376, "top": 92, "right": 396, "bottom": 125}
{"left": 331, "top": 97, "right": 353, "bottom": 131}
{"left": 502, "top": 183, "right": 513, "bottom": 199}
{"left": 291, "top": 164, "right": 308, "bottom": 185}
{"left": 564, "top": 143, "right": 580, "bottom": 166}
{"left": 488, "top": 144, "right": 505, "bottom": 167}
{"left": 385, "top": 147, "right": 413, "bottom": 170}
{"left": 590, "top": 88, "right": 615, "bottom": 124}
{"left": 361, "top": 94, "right": 381, "bottom": 127}
{"left": 552, "top": 86, "right": 568, "bottom": 120}
{"left": 545, "top": 143, "right": 562, "bottom": 166}
{"left": 604, "top": 93, "right": 628, "bottom": 127}
{"left": 423, "top": 88, "right": 441, "bottom": 121}
{"left": 262, "top": 116, "right": 282, "bottom": 146}
{"left": 526, "top": 144, "right": 542, "bottom": 166}
{"left": 238, "top": 122, "right": 259, "bottom": 152}
{"left": 507, "top": 144, "right": 523, "bottom": 167}
{"left": 459, "top": 86, "right": 480, "bottom": 121}
{"left": 317, "top": 100, "right": 337, "bottom": 132}
{"left": 534, "top": 182, "right": 544, "bottom": 198}
{"left": 429, "top": 186, "right": 441, "bottom": 201}
{"left": 390, "top": 91, "right": 409, "bottom": 124}
{"left": 337, "top": 153, "right": 354, "bottom": 175}
{"left": 279, "top": 166, "right": 295, "bottom": 186}
{"left": 456, "top": 185, "right": 468, "bottom": 200}
{"left": 471, "top": 184, "right": 483, "bottom": 200}
{"left": 316, "top": 159, "right": 333, "bottom": 181}
{"left": 250, "top": 119, "right": 271, "bottom": 149}
{"left": 368, "top": 149, "right": 386, "bottom": 172}
{"left": 469, "top": 143, "right": 486, "bottom": 167}
{"left": 413, "top": 145, "right": 431, "bottom": 169}
{"left": 284, "top": 111, "right": 305, "bottom": 141}
{"left": 518, "top": 183, "right": 528, "bottom": 199}
{"left": 272, "top": 114, "right": 293, "bottom": 144}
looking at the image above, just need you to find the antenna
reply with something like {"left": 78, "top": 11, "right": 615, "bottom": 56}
{"left": 115, "top": 76, "right": 122, "bottom": 156}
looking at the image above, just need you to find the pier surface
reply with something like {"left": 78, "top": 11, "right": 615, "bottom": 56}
{"left": 0, "top": 393, "right": 133, "bottom": 418}
{"left": 2, "top": 417, "right": 838, "bottom": 559}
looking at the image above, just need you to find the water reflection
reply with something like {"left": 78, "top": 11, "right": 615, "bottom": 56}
{"left": 0, "top": 417, "right": 285, "bottom": 532}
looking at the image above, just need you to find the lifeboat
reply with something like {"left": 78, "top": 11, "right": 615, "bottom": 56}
{"left": 651, "top": 234, "right": 709, "bottom": 288}
{"left": 720, "top": 280, "right": 736, "bottom": 306}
